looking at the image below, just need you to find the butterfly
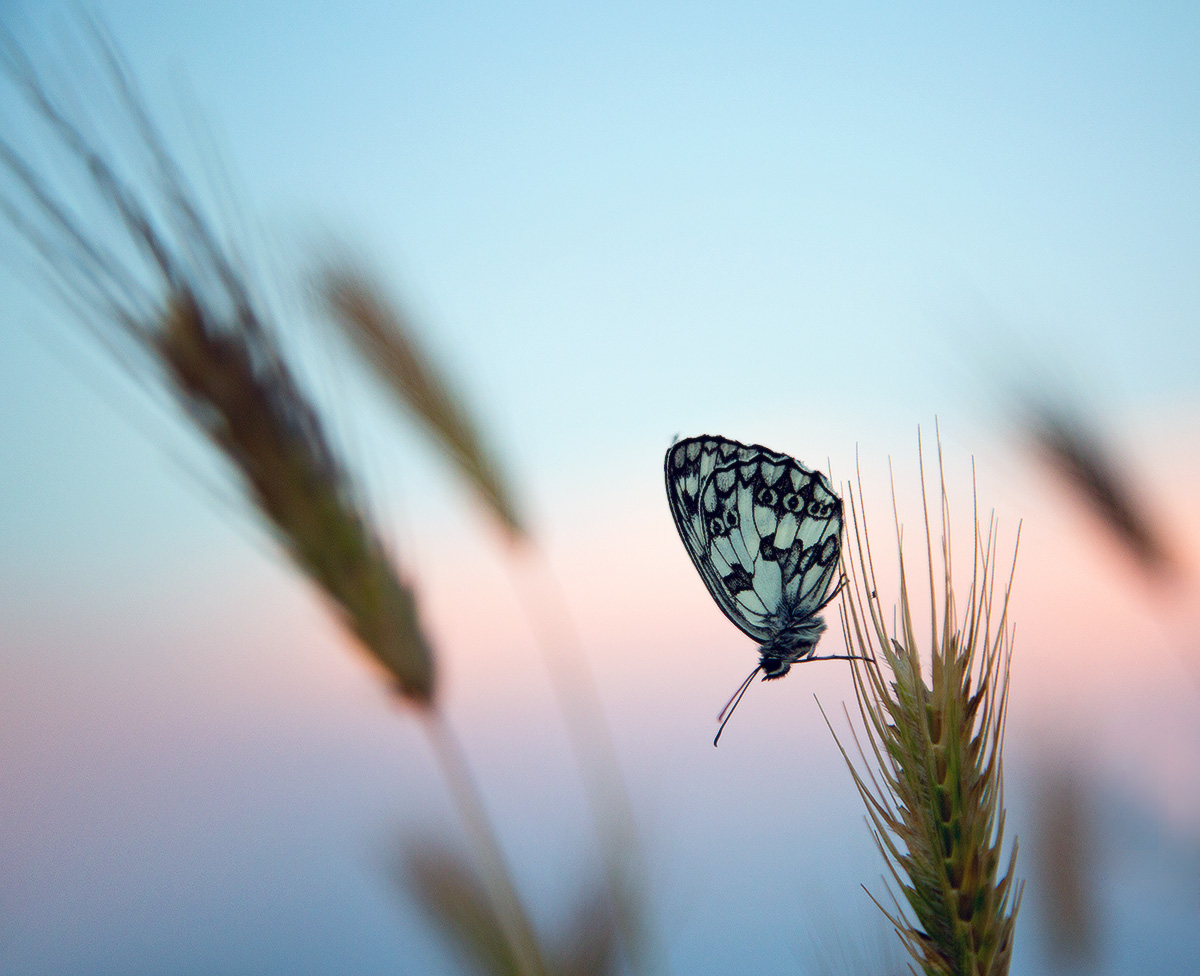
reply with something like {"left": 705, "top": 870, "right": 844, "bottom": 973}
{"left": 664, "top": 435, "right": 852, "bottom": 744}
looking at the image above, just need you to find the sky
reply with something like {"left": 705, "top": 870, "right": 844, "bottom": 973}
{"left": 1, "top": 2, "right": 1199, "bottom": 974}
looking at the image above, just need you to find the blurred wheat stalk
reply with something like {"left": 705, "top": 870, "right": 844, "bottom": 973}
{"left": 321, "top": 271, "right": 525, "bottom": 541}
{"left": 826, "top": 439, "right": 1022, "bottom": 976}
{"left": 318, "top": 268, "right": 666, "bottom": 976}
{"left": 0, "top": 29, "right": 561, "bottom": 976}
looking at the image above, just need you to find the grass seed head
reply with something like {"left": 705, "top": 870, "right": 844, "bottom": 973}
{"left": 829, "top": 438, "right": 1022, "bottom": 976}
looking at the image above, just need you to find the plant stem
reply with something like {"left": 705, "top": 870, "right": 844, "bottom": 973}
{"left": 510, "top": 550, "right": 669, "bottom": 976}
{"left": 420, "top": 706, "right": 551, "bottom": 976}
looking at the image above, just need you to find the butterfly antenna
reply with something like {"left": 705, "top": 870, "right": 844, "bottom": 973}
{"left": 714, "top": 665, "right": 761, "bottom": 747}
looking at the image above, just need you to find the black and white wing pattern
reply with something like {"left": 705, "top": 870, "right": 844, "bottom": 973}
{"left": 664, "top": 435, "right": 843, "bottom": 675}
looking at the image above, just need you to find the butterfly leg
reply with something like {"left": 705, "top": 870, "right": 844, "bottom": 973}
{"left": 814, "top": 575, "right": 847, "bottom": 612}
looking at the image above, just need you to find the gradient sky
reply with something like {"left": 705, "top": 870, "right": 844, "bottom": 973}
{"left": 2, "top": 2, "right": 1199, "bottom": 974}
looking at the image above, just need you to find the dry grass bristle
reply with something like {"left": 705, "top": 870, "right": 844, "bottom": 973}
{"left": 825, "top": 436, "right": 1022, "bottom": 976}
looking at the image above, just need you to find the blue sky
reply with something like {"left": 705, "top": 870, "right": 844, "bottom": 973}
{"left": 2, "top": 2, "right": 1199, "bottom": 974}
{"left": 4, "top": 1, "right": 1199, "bottom": 499}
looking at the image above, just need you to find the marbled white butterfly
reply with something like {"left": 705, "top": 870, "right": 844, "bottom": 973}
{"left": 664, "top": 435, "right": 850, "bottom": 744}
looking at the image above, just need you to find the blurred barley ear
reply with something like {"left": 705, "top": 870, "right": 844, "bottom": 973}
{"left": 405, "top": 836, "right": 616, "bottom": 976}
{"left": 407, "top": 839, "right": 530, "bottom": 976}
{"left": 1022, "top": 397, "right": 1179, "bottom": 583}
{"left": 321, "top": 267, "right": 526, "bottom": 541}
{"left": 824, "top": 437, "right": 1022, "bottom": 976}
{"left": 1020, "top": 398, "right": 1200, "bottom": 688}
{"left": 159, "top": 290, "right": 437, "bottom": 700}
{"left": 0, "top": 33, "right": 435, "bottom": 703}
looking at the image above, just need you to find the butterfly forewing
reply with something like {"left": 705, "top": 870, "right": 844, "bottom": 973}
{"left": 665, "top": 435, "right": 843, "bottom": 644}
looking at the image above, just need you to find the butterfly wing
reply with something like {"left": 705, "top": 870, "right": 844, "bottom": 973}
{"left": 664, "top": 435, "right": 843, "bottom": 643}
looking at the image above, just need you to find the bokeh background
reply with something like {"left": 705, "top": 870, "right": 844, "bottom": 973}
{"left": 1, "top": 2, "right": 1198, "bottom": 973}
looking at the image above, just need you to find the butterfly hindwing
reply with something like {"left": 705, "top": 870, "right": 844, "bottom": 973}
{"left": 665, "top": 435, "right": 843, "bottom": 644}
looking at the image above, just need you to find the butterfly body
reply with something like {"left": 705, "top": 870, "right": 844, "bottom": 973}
{"left": 755, "top": 608, "right": 830, "bottom": 678}
{"left": 664, "top": 435, "right": 844, "bottom": 683}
